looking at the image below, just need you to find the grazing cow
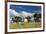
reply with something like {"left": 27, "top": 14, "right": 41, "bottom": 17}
{"left": 24, "top": 18, "right": 28, "bottom": 23}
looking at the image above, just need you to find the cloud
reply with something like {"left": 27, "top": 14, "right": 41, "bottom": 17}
{"left": 21, "top": 11, "right": 34, "bottom": 17}
{"left": 9, "top": 9, "right": 20, "bottom": 16}
{"left": 9, "top": 9, "right": 34, "bottom": 17}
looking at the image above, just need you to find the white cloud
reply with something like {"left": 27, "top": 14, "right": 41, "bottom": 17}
{"left": 9, "top": 9, "right": 20, "bottom": 16}
{"left": 21, "top": 11, "right": 34, "bottom": 17}
{"left": 9, "top": 9, "right": 34, "bottom": 17}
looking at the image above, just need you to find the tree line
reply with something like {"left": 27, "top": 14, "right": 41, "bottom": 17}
{"left": 12, "top": 13, "right": 41, "bottom": 23}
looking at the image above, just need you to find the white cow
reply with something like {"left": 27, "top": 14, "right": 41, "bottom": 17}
{"left": 24, "top": 18, "right": 28, "bottom": 23}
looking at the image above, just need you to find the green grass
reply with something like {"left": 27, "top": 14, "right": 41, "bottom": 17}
{"left": 10, "top": 22, "right": 41, "bottom": 29}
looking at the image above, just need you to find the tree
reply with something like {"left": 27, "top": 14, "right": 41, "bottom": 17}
{"left": 34, "top": 13, "right": 41, "bottom": 22}
{"left": 15, "top": 16, "right": 22, "bottom": 23}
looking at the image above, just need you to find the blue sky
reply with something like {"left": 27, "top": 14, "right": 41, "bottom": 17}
{"left": 10, "top": 5, "right": 41, "bottom": 13}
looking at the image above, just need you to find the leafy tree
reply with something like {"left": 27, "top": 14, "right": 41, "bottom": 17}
{"left": 15, "top": 16, "right": 22, "bottom": 22}
{"left": 34, "top": 13, "right": 41, "bottom": 22}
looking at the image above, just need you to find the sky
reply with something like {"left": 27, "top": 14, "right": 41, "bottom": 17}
{"left": 9, "top": 4, "right": 41, "bottom": 17}
{"left": 10, "top": 4, "right": 41, "bottom": 13}
{"left": 9, "top": 4, "right": 41, "bottom": 22}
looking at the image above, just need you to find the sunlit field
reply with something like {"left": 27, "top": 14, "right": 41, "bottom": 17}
{"left": 10, "top": 22, "right": 41, "bottom": 29}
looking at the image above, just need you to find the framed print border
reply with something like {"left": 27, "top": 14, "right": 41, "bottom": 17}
{"left": 5, "top": 0, "right": 45, "bottom": 34}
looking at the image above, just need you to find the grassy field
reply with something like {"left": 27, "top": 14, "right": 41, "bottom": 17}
{"left": 10, "top": 22, "right": 41, "bottom": 29}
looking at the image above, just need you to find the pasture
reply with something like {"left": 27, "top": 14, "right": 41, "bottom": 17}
{"left": 10, "top": 22, "right": 41, "bottom": 29}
